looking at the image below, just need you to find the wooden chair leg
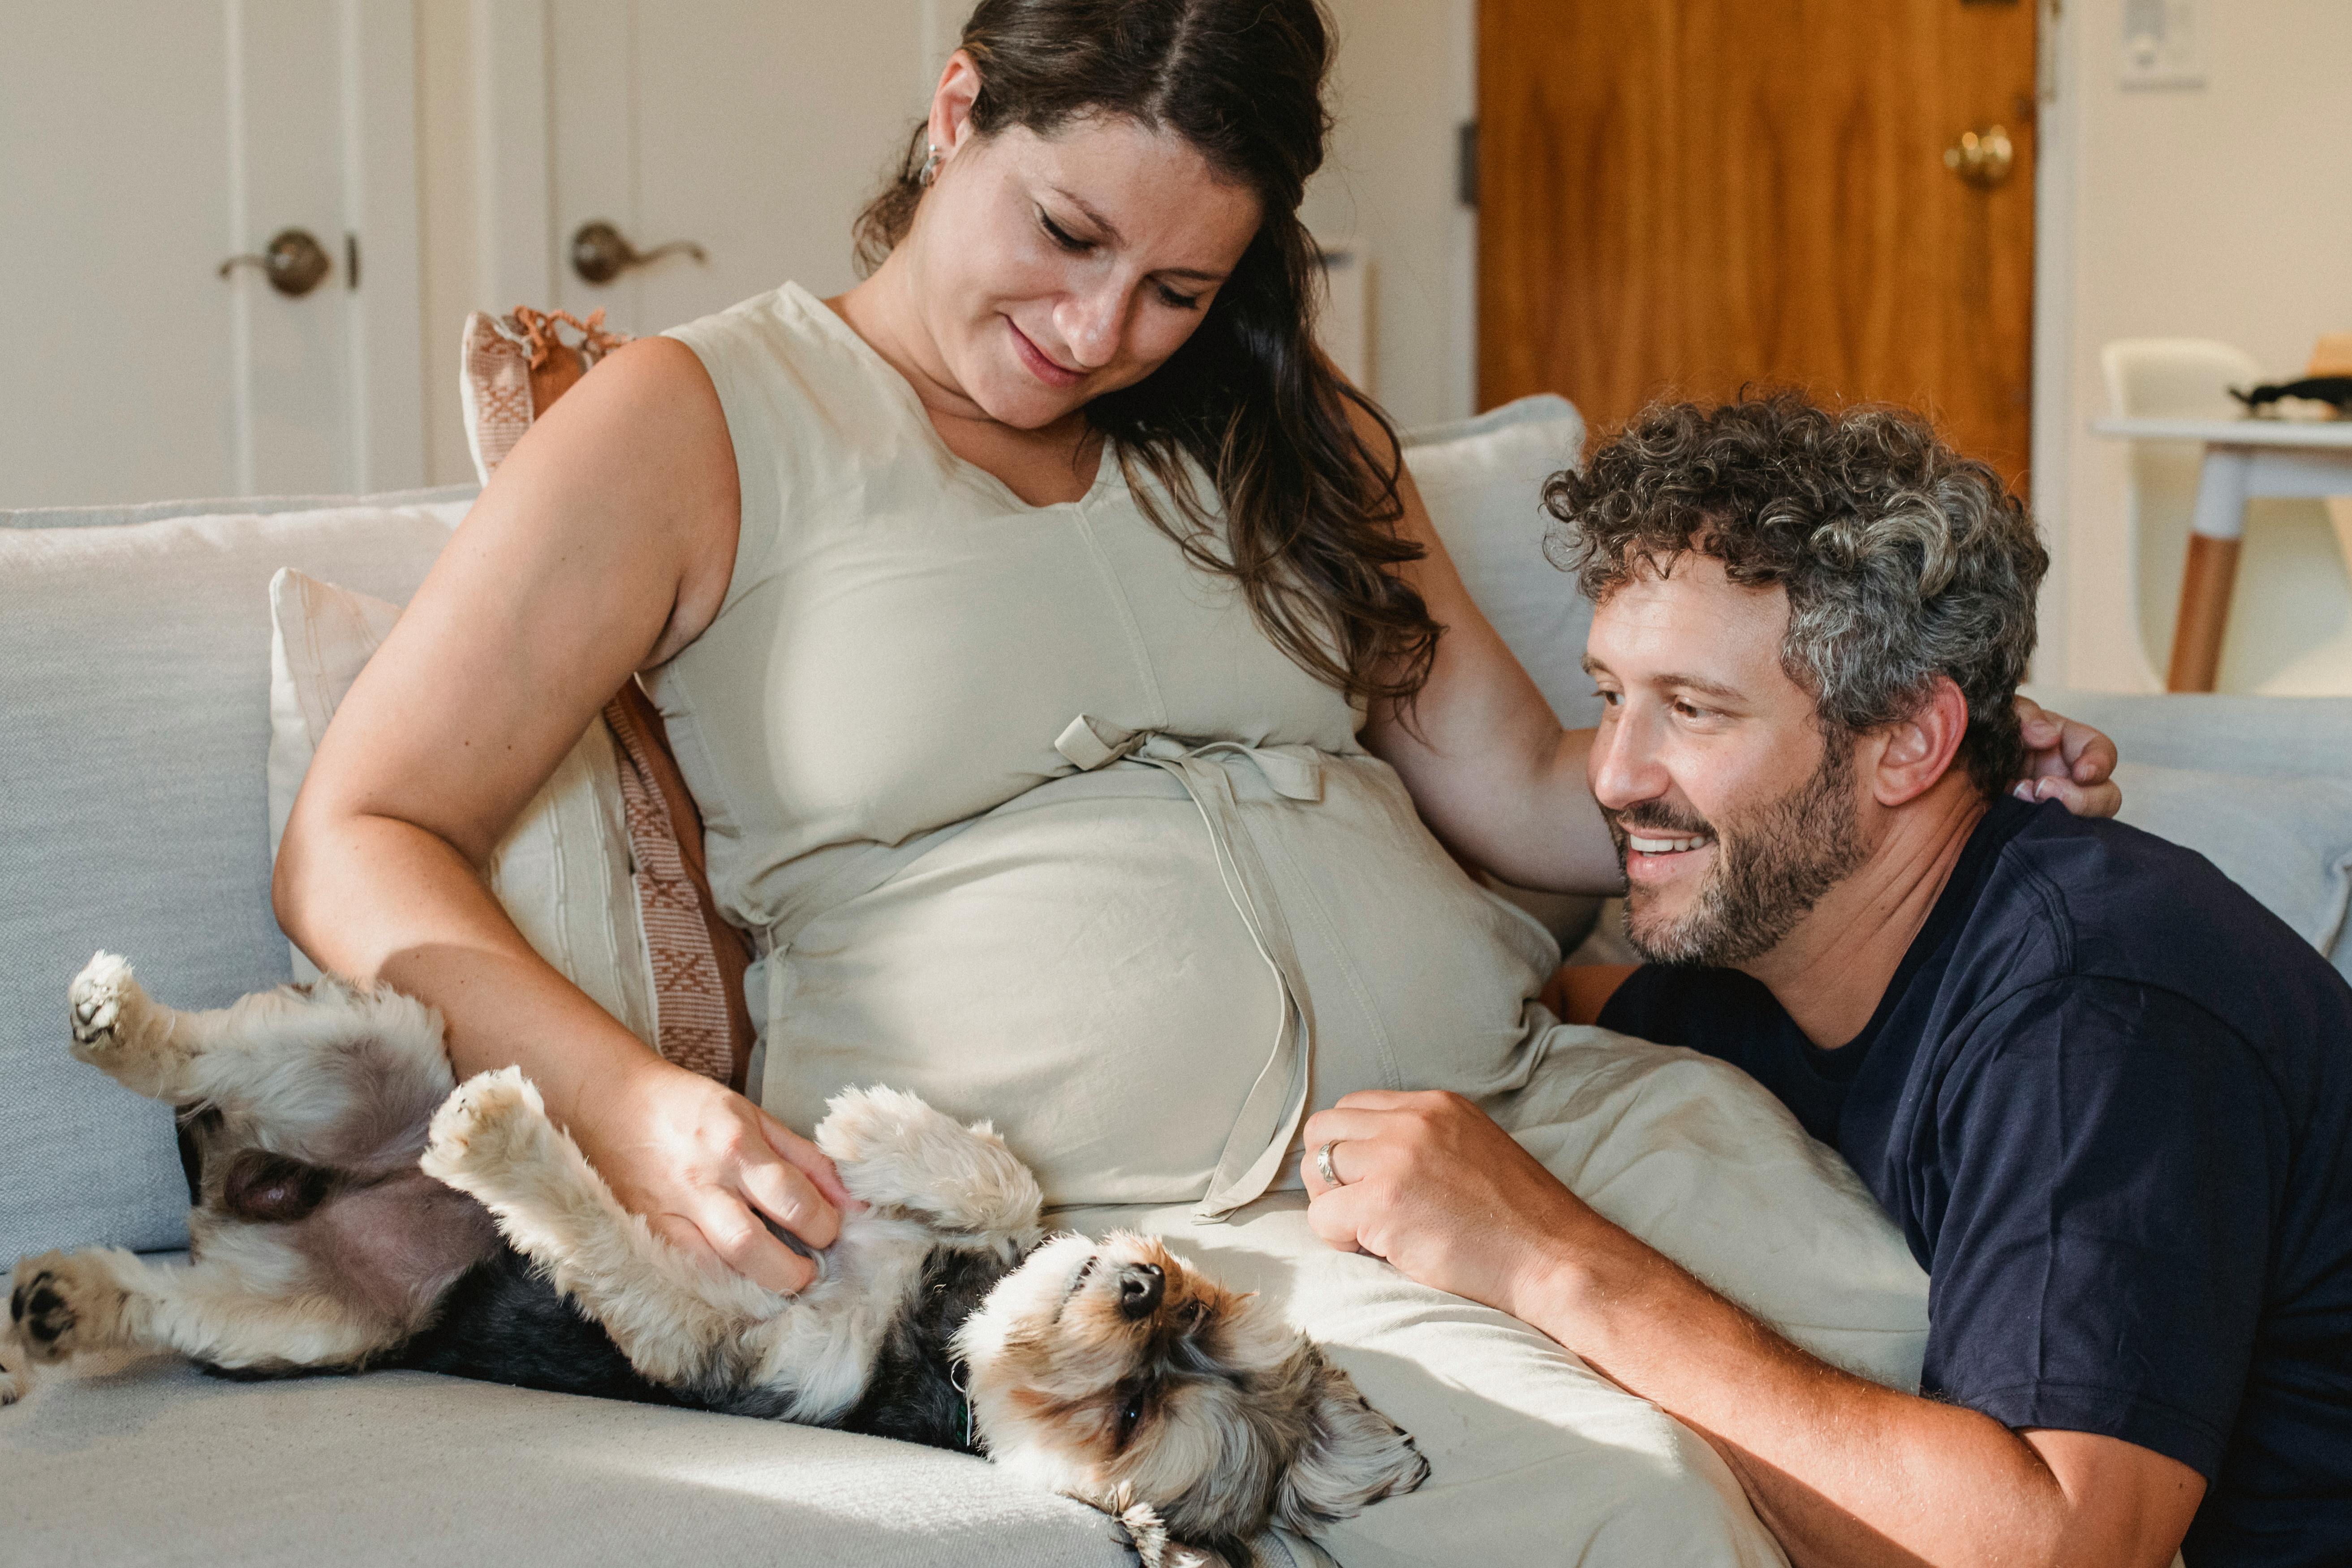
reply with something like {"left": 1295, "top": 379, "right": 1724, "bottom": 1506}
{"left": 2167, "top": 533, "right": 2242, "bottom": 693}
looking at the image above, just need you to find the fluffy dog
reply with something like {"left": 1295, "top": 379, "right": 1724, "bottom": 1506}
{"left": 2, "top": 956, "right": 1427, "bottom": 1565}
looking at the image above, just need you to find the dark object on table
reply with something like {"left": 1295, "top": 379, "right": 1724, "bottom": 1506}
{"left": 2231, "top": 376, "right": 2352, "bottom": 415}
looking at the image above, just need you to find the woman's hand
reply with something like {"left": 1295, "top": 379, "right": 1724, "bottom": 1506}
{"left": 1300, "top": 1089, "right": 1606, "bottom": 1322}
{"left": 571, "top": 1055, "right": 855, "bottom": 1295}
{"left": 2012, "top": 696, "right": 2122, "bottom": 818}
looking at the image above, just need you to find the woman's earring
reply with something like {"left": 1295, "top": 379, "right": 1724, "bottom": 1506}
{"left": 918, "top": 143, "right": 942, "bottom": 188}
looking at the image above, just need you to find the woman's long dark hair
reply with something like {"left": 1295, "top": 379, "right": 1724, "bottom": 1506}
{"left": 854, "top": 0, "right": 1439, "bottom": 707}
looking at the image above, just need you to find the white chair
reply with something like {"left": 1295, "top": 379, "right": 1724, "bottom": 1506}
{"left": 2103, "top": 338, "right": 2352, "bottom": 695}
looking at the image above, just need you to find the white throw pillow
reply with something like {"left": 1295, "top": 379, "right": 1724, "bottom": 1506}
{"left": 1403, "top": 393, "right": 1595, "bottom": 729}
{"left": 266, "top": 568, "right": 659, "bottom": 1043}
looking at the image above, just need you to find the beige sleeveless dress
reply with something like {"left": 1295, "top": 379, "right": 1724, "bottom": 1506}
{"left": 652, "top": 284, "right": 1557, "bottom": 1215}
{"left": 653, "top": 286, "right": 1932, "bottom": 1564}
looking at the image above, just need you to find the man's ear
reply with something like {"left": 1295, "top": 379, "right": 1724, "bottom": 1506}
{"left": 1869, "top": 676, "right": 1970, "bottom": 808}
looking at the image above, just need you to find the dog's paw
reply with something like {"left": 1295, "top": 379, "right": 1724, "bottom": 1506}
{"left": 0, "top": 1332, "right": 26, "bottom": 1407}
{"left": 68, "top": 952, "right": 145, "bottom": 1060}
{"left": 421, "top": 1067, "right": 547, "bottom": 1188}
{"left": 818, "top": 1085, "right": 1043, "bottom": 1239}
{"left": 9, "top": 1252, "right": 124, "bottom": 1364}
{"left": 1089, "top": 1486, "right": 1175, "bottom": 1568}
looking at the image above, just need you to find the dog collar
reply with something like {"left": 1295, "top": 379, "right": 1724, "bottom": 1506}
{"left": 949, "top": 1357, "right": 977, "bottom": 1453}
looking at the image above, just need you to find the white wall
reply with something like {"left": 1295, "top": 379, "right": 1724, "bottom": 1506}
{"left": 416, "top": 0, "right": 476, "bottom": 487}
{"left": 2038, "top": 0, "right": 2352, "bottom": 689}
{"left": 1302, "top": 0, "right": 1479, "bottom": 430}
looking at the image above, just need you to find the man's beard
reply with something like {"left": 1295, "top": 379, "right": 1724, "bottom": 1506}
{"left": 1605, "top": 738, "right": 1869, "bottom": 968}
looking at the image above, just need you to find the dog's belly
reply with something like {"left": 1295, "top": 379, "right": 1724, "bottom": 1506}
{"left": 297, "top": 1169, "right": 503, "bottom": 1322}
{"left": 399, "top": 1239, "right": 1000, "bottom": 1452}
{"left": 393, "top": 1244, "right": 677, "bottom": 1404}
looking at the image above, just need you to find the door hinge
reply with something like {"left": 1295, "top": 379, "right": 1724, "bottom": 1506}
{"left": 345, "top": 232, "right": 360, "bottom": 290}
{"left": 1456, "top": 120, "right": 1479, "bottom": 208}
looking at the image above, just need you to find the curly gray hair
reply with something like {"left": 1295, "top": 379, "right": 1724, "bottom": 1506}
{"left": 1542, "top": 394, "right": 2048, "bottom": 795}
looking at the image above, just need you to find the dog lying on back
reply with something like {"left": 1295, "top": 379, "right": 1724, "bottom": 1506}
{"left": 1, "top": 956, "right": 1427, "bottom": 1566}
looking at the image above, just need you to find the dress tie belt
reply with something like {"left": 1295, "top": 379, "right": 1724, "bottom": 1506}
{"left": 749, "top": 715, "right": 1328, "bottom": 1220}
{"left": 1052, "top": 716, "right": 1320, "bottom": 1219}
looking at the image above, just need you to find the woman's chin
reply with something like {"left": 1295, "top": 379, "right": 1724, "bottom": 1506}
{"left": 963, "top": 367, "right": 1091, "bottom": 432}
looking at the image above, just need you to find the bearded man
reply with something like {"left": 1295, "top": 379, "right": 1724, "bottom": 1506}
{"left": 1302, "top": 396, "right": 2352, "bottom": 1568}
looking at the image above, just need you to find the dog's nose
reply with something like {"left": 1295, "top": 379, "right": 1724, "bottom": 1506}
{"left": 1116, "top": 1262, "right": 1164, "bottom": 1319}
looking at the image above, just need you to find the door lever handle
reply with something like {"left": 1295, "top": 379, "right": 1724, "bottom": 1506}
{"left": 569, "top": 220, "right": 708, "bottom": 285}
{"left": 218, "top": 228, "right": 332, "bottom": 297}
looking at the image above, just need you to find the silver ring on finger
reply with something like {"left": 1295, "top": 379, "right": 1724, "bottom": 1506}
{"left": 1315, "top": 1139, "right": 1349, "bottom": 1189}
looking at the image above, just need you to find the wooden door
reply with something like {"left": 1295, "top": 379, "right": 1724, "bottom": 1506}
{"left": 1479, "top": 0, "right": 2038, "bottom": 475}
{"left": 0, "top": 1, "right": 422, "bottom": 507}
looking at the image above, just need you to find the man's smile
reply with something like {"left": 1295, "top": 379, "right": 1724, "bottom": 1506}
{"left": 1624, "top": 832, "right": 1717, "bottom": 886}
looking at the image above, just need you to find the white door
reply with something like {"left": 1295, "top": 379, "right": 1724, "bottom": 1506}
{"left": 474, "top": 1, "right": 942, "bottom": 339}
{"left": 0, "top": 0, "right": 423, "bottom": 508}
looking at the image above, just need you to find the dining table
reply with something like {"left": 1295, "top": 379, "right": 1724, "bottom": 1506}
{"left": 2089, "top": 415, "right": 2352, "bottom": 691}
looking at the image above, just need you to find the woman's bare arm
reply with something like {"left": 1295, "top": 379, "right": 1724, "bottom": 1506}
{"left": 273, "top": 337, "right": 846, "bottom": 1294}
{"left": 1349, "top": 407, "right": 1623, "bottom": 894}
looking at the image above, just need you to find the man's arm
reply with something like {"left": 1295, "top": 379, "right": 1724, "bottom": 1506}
{"left": 1300, "top": 1091, "right": 2205, "bottom": 1568}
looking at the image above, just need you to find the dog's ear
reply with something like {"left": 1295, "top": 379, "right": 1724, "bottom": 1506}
{"left": 1273, "top": 1349, "right": 1431, "bottom": 1533}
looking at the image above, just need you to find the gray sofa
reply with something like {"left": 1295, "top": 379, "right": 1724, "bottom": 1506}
{"left": 6, "top": 434, "right": 2349, "bottom": 1564}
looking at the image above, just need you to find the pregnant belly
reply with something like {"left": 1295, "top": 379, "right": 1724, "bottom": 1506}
{"left": 758, "top": 763, "right": 1556, "bottom": 1208}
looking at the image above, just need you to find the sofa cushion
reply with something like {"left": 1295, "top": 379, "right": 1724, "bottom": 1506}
{"left": 0, "top": 1356, "right": 1135, "bottom": 1568}
{"left": 2024, "top": 688, "right": 2352, "bottom": 982}
{"left": 2110, "top": 764, "right": 2352, "bottom": 979}
{"left": 3, "top": 484, "right": 478, "bottom": 532}
{"left": 0, "top": 500, "right": 465, "bottom": 1263}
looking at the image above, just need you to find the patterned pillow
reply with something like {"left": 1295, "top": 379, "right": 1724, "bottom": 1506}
{"left": 460, "top": 307, "right": 628, "bottom": 478}
{"left": 457, "top": 306, "right": 756, "bottom": 1090}
{"left": 603, "top": 682, "right": 758, "bottom": 1090}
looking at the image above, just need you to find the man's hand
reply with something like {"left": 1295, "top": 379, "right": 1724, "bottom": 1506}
{"left": 1301, "top": 1090, "right": 1606, "bottom": 1321}
{"left": 1304, "top": 1088, "right": 2204, "bottom": 1568}
{"left": 2013, "top": 697, "right": 2121, "bottom": 818}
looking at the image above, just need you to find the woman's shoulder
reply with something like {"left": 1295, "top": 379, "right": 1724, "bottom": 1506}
{"left": 663, "top": 282, "right": 810, "bottom": 361}
{"left": 662, "top": 283, "right": 917, "bottom": 462}
{"left": 665, "top": 285, "right": 869, "bottom": 397}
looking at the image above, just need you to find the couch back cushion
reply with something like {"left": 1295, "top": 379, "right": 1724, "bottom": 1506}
{"left": 0, "top": 499, "right": 466, "bottom": 1261}
{"left": 2022, "top": 687, "right": 2352, "bottom": 982}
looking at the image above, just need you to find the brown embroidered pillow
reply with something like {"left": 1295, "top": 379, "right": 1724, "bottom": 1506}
{"left": 602, "top": 681, "right": 758, "bottom": 1092}
{"left": 460, "top": 307, "right": 629, "bottom": 478}
{"left": 462, "top": 306, "right": 756, "bottom": 1090}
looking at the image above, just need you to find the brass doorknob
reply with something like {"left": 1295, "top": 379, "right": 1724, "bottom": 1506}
{"left": 217, "top": 228, "right": 332, "bottom": 297}
{"left": 569, "top": 220, "right": 708, "bottom": 285}
{"left": 1943, "top": 125, "right": 2015, "bottom": 190}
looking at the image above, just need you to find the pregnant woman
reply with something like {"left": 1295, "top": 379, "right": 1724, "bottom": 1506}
{"left": 276, "top": 2, "right": 2113, "bottom": 1560}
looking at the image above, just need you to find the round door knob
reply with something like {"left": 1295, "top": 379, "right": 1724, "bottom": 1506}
{"left": 1943, "top": 125, "right": 2015, "bottom": 190}
{"left": 569, "top": 220, "right": 708, "bottom": 285}
{"left": 217, "top": 228, "right": 332, "bottom": 297}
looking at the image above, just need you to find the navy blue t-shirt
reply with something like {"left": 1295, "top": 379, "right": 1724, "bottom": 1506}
{"left": 1598, "top": 795, "right": 2352, "bottom": 1565}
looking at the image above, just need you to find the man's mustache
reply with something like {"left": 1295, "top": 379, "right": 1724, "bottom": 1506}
{"left": 1604, "top": 801, "right": 1716, "bottom": 840}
